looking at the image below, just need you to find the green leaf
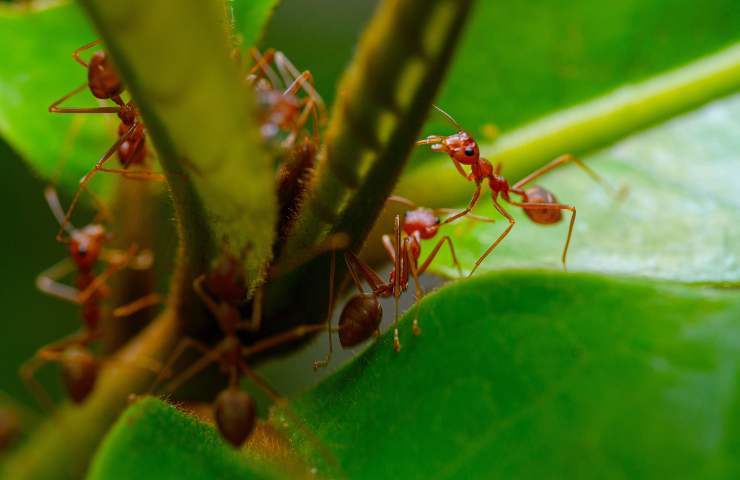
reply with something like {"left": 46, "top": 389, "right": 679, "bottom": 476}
{"left": 425, "top": 93, "right": 740, "bottom": 282}
{"left": 87, "top": 397, "right": 278, "bottom": 480}
{"left": 291, "top": 271, "right": 740, "bottom": 478}
{"left": 0, "top": 3, "right": 111, "bottom": 195}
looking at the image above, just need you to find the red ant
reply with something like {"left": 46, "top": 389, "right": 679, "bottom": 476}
{"left": 246, "top": 48, "right": 326, "bottom": 147}
{"left": 417, "top": 105, "right": 613, "bottom": 276}
{"left": 20, "top": 188, "right": 160, "bottom": 410}
{"left": 152, "top": 236, "right": 347, "bottom": 449}
{"left": 49, "top": 39, "right": 164, "bottom": 238}
{"left": 313, "top": 198, "right": 493, "bottom": 363}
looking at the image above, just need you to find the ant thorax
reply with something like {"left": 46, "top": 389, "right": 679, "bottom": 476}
{"left": 403, "top": 208, "right": 440, "bottom": 240}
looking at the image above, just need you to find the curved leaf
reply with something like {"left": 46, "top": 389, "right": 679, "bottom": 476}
{"left": 290, "top": 271, "right": 740, "bottom": 478}
{"left": 87, "top": 398, "right": 279, "bottom": 480}
{"left": 427, "top": 93, "right": 740, "bottom": 282}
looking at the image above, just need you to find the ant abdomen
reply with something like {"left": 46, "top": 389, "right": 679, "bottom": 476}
{"left": 60, "top": 347, "right": 99, "bottom": 404}
{"left": 87, "top": 51, "right": 124, "bottom": 100}
{"left": 522, "top": 185, "right": 563, "bottom": 224}
{"left": 338, "top": 294, "right": 383, "bottom": 348}
{"left": 214, "top": 387, "right": 256, "bottom": 447}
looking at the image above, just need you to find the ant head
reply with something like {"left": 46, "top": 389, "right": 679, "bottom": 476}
{"left": 61, "top": 346, "right": 98, "bottom": 404}
{"left": 438, "top": 131, "right": 479, "bottom": 166}
{"left": 206, "top": 252, "right": 248, "bottom": 305}
{"left": 403, "top": 208, "right": 440, "bottom": 240}
{"left": 214, "top": 387, "right": 256, "bottom": 447}
{"left": 69, "top": 224, "right": 108, "bottom": 270}
{"left": 87, "top": 50, "right": 124, "bottom": 100}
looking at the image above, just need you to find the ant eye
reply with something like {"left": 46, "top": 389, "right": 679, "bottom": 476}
{"left": 464, "top": 146, "right": 475, "bottom": 157}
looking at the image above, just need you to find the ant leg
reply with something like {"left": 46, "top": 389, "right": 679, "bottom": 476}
{"left": 96, "top": 167, "right": 166, "bottom": 182}
{"left": 392, "top": 216, "right": 403, "bottom": 352}
{"left": 419, "top": 235, "right": 463, "bottom": 278}
{"left": 101, "top": 248, "right": 154, "bottom": 271}
{"left": 269, "top": 232, "right": 349, "bottom": 279}
{"left": 19, "top": 335, "right": 86, "bottom": 412}
{"left": 236, "top": 287, "right": 262, "bottom": 332}
{"left": 77, "top": 244, "right": 140, "bottom": 304}
{"left": 469, "top": 199, "right": 515, "bottom": 277}
{"left": 415, "top": 135, "right": 447, "bottom": 146}
{"left": 72, "top": 39, "right": 101, "bottom": 68}
{"left": 241, "top": 324, "right": 328, "bottom": 359}
{"left": 435, "top": 208, "right": 495, "bottom": 224}
{"left": 275, "top": 53, "right": 326, "bottom": 120}
{"left": 192, "top": 275, "right": 223, "bottom": 318}
{"left": 513, "top": 154, "right": 613, "bottom": 192}
{"left": 19, "top": 355, "right": 58, "bottom": 412}
{"left": 113, "top": 293, "right": 162, "bottom": 318}
{"left": 404, "top": 246, "right": 425, "bottom": 336}
{"left": 442, "top": 183, "right": 482, "bottom": 225}
{"left": 36, "top": 257, "right": 79, "bottom": 303}
{"left": 386, "top": 195, "right": 418, "bottom": 209}
{"left": 248, "top": 48, "right": 280, "bottom": 88}
{"left": 345, "top": 252, "right": 387, "bottom": 293}
{"left": 148, "top": 337, "right": 212, "bottom": 394}
{"left": 313, "top": 251, "right": 336, "bottom": 370}
{"left": 381, "top": 234, "right": 397, "bottom": 263}
{"left": 161, "top": 339, "right": 228, "bottom": 395}
{"left": 56, "top": 124, "right": 137, "bottom": 240}
{"left": 510, "top": 200, "right": 576, "bottom": 270}
{"left": 48, "top": 83, "right": 120, "bottom": 114}
{"left": 44, "top": 186, "right": 76, "bottom": 238}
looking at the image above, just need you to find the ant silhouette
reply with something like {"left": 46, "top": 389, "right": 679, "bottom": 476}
{"left": 246, "top": 48, "right": 327, "bottom": 147}
{"left": 20, "top": 187, "right": 160, "bottom": 410}
{"left": 314, "top": 197, "right": 493, "bottom": 363}
{"left": 417, "top": 105, "right": 614, "bottom": 276}
{"left": 49, "top": 39, "right": 165, "bottom": 239}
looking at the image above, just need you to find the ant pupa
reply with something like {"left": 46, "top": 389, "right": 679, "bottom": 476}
{"left": 48, "top": 39, "right": 165, "bottom": 238}
{"left": 20, "top": 187, "right": 161, "bottom": 409}
{"left": 417, "top": 105, "right": 615, "bottom": 276}
{"left": 246, "top": 48, "right": 327, "bottom": 147}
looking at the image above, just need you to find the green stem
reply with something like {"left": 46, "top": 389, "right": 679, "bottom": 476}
{"left": 79, "top": 0, "right": 277, "bottom": 326}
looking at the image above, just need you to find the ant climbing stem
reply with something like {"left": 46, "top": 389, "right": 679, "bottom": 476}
{"left": 417, "top": 104, "right": 616, "bottom": 276}
{"left": 20, "top": 187, "right": 160, "bottom": 410}
{"left": 49, "top": 39, "right": 166, "bottom": 238}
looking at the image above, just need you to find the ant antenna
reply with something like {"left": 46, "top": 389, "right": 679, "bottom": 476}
{"left": 432, "top": 104, "right": 462, "bottom": 131}
{"left": 44, "top": 187, "right": 75, "bottom": 235}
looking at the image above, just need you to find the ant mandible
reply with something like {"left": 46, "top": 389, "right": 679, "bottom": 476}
{"left": 49, "top": 39, "right": 164, "bottom": 239}
{"left": 246, "top": 48, "right": 327, "bottom": 147}
{"left": 417, "top": 105, "right": 612, "bottom": 276}
{"left": 20, "top": 188, "right": 159, "bottom": 410}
